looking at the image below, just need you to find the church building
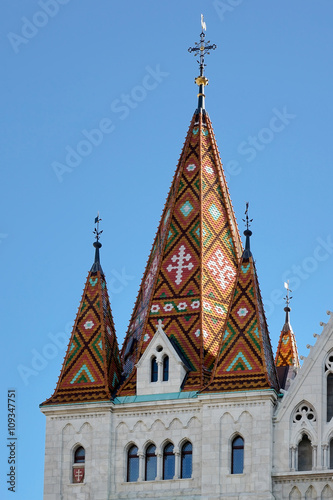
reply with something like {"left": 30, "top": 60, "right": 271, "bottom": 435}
{"left": 40, "top": 23, "right": 333, "bottom": 500}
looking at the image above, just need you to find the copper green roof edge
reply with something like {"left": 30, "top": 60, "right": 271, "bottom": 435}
{"left": 113, "top": 391, "right": 198, "bottom": 404}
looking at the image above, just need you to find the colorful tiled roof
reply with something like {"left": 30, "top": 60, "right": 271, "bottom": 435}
{"left": 118, "top": 109, "right": 243, "bottom": 395}
{"left": 204, "top": 232, "right": 280, "bottom": 393}
{"left": 42, "top": 242, "right": 123, "bottom": 405}
{"left": 275, "top": 306, "right": 300, "bottom": 368}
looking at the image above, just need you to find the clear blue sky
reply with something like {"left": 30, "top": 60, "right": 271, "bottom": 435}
{"left": 1, "top": 1, "right": 333, "bottom": 498}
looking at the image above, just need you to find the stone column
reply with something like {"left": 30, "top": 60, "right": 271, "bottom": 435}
{"left": 322, "top": 444, "right": 328, "bottom": 469}
{"left": 156, "top": 452, "right": 162, "bottom": 480}
{"left": 290, "top": 446, "right": 296, "bottom": 471}
{"left": 174, "top": 449, "right": 180, "bottom": 479}
{"left": 138, "top": 452, "right": 145, "bottom": 481}
{"left": 157, "top": 360, "right": 163, "bottom": 382}
{"left": 312, "top": 445, "right": 317, "bottom": 470}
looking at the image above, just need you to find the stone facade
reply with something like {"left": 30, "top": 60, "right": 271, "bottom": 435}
{"left": 41, "top": 312, "right": 333, "bottom": 499}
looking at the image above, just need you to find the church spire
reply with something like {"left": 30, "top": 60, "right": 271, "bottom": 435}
{"left": 275, "top": 282, "right": 300, "bottom": 369}
{"left": 42, "top": 217, "right": 123, "bottom": 405}
{"left": 118, "top": 37, "right": 242, "bottom": 395}
{"left": 188, "top": 14, "right": 217, "bottom": 112}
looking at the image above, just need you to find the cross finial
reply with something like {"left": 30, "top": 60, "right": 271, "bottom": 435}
{"left": 242, "top": 202, "right": 253, "bottom": 259}
{"left": 157, "top": 319, "right": 164, "bottom": 330}
{"left": 243, "top": 202, "right": 253, "bottom": 230}
{"left": 283, "top": 281, "right": 293, "bottom": 308}
{"left": 188, "top": 14, "right": 217, "bottom": 110}
{"left": 93, "top": 212, "right": 103, "bottom": 242}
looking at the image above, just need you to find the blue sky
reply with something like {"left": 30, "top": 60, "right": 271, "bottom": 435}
{"left": 1, "top": 1, "right": 333, "bottom": 498}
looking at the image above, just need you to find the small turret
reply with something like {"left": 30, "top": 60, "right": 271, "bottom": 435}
{"left": 275, "top": 282, "right": 300, "bottom": 390}
{"left": 41, "top": 215, "right": 123, "bottom": 405}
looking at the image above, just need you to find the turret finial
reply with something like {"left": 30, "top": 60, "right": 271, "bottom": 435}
{"left": 242, "top": 202, "right": 253, "bottom": 259}
{"left": 283, "top": 281, "right": 293, "bottom": 329}
{"left": 188, "top": 14, "right": 217, "bottom": 111}
{"left": 91, "top": 212, "right": 103, "bottom": 272}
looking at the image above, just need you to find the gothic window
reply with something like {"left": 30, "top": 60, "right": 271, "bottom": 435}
{"left": 73, "top": 445, "right": 85, "bottom": 483}
{"left": 231, "top": 436, "right": 244, "bottom": 474}
{"left": 293, "top": 403, "right": 316, "bottom": 424}
{"left": 327, "top": 374, "right": 333, "bottom": 422}
{"left": 330, "top": 439, "right": 333, "bottom": 469}
{"left": 145, "top": 444, "right": 157, "bottom": 481}
{"left": 297, "top": 434, "right": 312, "bottom": 471}
{"left": 163, "top": 442, "right": 175, "bottom": 480}
{"left": 151, "top": 357, "right": 158, "bottom": 382}
{"left": 180, "top": 441, "right": 192, "bottom": 478}
{"left": 127, "top": 445, "right": 139, "bottom": 482}
{"left": 163, "top": 355, "right": 169, "bottom": 381}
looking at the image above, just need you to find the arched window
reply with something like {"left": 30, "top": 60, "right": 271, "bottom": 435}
{"left": 151, "top": 357, "right": 158, "bottom": 382}
{"left": 327, "top": 373, "right": 333, "bottom": 421}
{"left": 163, "top": 356, "right": 169, "bottom": 381}
{"left": 330, "top": 439, "right": 333, "bottom": 469}
{"left": 181, "top": 441, "right": 192, "bottom": 478}
{"left": 127, "top": 445, "right": 139, "bottom": 482}
{"left": 163, "top": 442, "right": 175, "bottom": 480}
{"left": 73, "top": 446, "right": 85, "bottom": 483}
{"left": 298, "top": 434, "right": 312, "bottom": 471}
{"left": 231, "top": 436, "right": 244, "bottom": 474}
{"left": 145, "top": 444, "right": 157, "bottom": 481}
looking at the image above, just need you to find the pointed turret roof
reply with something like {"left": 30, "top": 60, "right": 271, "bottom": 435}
{"left": 205, "top": 227, "right": 280, "bottom": 393}
{"left": 119, "top": 110, "right": 243, "bottom": 394}
{"left": 42, "top": 224, "right": 122, "bottom": 405}
{"left": 275, "top": 305, "right": 300, "bottom": 369}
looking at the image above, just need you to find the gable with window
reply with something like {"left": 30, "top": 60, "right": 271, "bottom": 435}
{"left": 136, "top": 321, "right": 188, "bottom": 395}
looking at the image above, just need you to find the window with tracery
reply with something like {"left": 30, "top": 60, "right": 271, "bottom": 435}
{"left": 293, "top": 404, "right": 316, "bottom": 424}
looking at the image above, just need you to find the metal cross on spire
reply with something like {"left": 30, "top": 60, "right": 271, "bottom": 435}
{"left": 283, "top": 281, "right": 293, "bottom": 308}
{"left": 243, "top": 202, "right": 253, "bottom": 230}
{"left": 93, "top": 212, "right": 103, "bottom": 242}
{"left": 242, "top": 202, "right": 253, "bottom": 259}
{"left": 188, "top": 14, "right": 217, "bottom": 110}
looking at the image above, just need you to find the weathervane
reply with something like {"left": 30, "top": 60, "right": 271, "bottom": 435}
{"left": 283, "top": 281, "right": 293, "bottom": 308}
{"left": 93, "top": 212, "right": 103, "bottom": 242}
{"left": 243, "top": 202, "right": 253, "bottom": 230}
{"left": 188, "top": 14, "right": 217, "bottom": 109}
